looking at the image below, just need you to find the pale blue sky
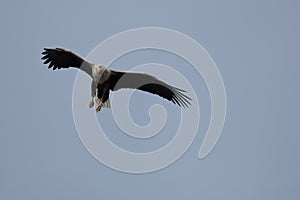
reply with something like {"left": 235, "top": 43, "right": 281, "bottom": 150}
{"left": 0, "top": 0, "right": 299, "bottom": 199}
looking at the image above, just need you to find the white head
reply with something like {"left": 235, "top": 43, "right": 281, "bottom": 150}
{"left": 96, "top": 65, "right": 104, "bottom": 73}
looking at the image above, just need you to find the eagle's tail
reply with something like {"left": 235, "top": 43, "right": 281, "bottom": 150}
{"left": 103, "top": 99, "right": 111, "bottom": 108}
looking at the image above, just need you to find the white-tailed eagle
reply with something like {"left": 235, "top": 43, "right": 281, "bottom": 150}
{"left": 41, "top": 48, "right": 191, "bottom": 112}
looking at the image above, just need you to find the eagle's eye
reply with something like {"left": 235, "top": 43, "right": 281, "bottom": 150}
{"left": 96, "top": 66, "right": 101, "bottom": 72}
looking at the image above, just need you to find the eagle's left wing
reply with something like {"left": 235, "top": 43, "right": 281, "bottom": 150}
{"left": 107, "top": 70, "right": 191, "bottom": 108}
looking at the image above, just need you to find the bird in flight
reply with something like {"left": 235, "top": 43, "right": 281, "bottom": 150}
{"left": 41, "top": 48, "right": 191, "bottom": 112}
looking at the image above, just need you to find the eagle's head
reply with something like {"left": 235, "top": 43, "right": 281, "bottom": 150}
{"left": 96, "top": 65, "right": 104, "bottom": 73}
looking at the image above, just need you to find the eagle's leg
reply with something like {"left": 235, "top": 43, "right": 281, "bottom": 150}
{"left": 89, "top": 81, "right": 97, "bottom": 108}
{"left": 96, "top": 84, "right": 108, "bottom": 112}
{"left": 95, "top": 95, "right": 100, "bottom": 105}
{"left": 96, "top": 101, "right": 103, "bottom": 112}
{"left": 89, "top": 97, "right": 94, "bottom": 108}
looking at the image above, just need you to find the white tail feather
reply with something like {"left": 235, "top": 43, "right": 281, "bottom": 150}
{"left": 103, "top": 99, "right": 111, "bottom": 108}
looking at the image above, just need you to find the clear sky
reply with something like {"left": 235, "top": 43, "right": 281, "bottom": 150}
{"left": 0, "top": 0, "right": 299, "bottom": 199}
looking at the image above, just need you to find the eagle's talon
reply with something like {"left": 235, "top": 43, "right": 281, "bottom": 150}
{"left": 89, "top": 98, "right": 94, "bottom": 108}
{"left": 96, "top": 102, "right": 103, "bottom": 112}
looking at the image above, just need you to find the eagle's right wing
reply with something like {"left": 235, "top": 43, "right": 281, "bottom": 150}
{"left": 41, "top": 48, "right": 93, "bottom": 78}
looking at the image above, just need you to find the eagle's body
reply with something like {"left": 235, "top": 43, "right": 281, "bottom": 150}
{"left": 41, "top": 48, "right": 191, "bottom": 112}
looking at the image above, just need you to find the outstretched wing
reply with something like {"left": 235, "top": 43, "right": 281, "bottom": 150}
{"left": 41, "top": 48, "right": 93, "bottom": 77}
{"left": 107, "top": 70, "right": 191, "bottom": 108}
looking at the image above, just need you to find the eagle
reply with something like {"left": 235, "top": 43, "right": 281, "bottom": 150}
{"left": 41, "top": 48, "right": 191, "bottom": 112}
